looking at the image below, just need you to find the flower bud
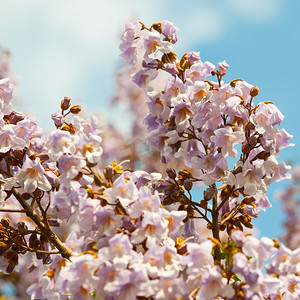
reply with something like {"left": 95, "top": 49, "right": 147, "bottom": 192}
{"left": 178, "top": 170, "right": 191, "bottom": 179}
{"left": 183, "top": 178, "right": 193, "bottom": 191}
{"left": 61, "top": 96, "right": 71, "bottom": 110}
{"left": 70, "top": 105, "right": 81, "bottom": 114}
{"left": 204, "top": 186, "right": 215, "bottom": 201}
{"left": 62, "top": 123, "right": 76, "bottom": 134}
{"left": 166, "top": 168, "right": 176, "bottom": 179}
{"left": 1, "top": 217, "right": 10, "bottom": 228}
{"left": 249, "top": 136, "right": 257, "bottom": 147}
{"left": 17, "top": 221, "right": 28, "bottom": 234}
{"left": 245, "top": 121, "right": 255, "bottom": 131}
{"left": 217, "top": 60, "right": 229, "bottom": 76}
{"left": 242, "top": 143, "right": 252, "bottom": 154}
{"left": 104, "top": 164, "right": 114, "bottom": 180}
{"left": 250, "top": 86, "right": 259, "bottom": 97}
{"left": 170, "top": 190, "right": 180, "bottom": 201}
{"left": 151, "top": 22, "right": 162, "bottom": 33}
{"left": 21, "top": 193, "right": 31, "bottom": 200}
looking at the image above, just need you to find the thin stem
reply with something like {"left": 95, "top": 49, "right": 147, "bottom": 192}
{"left": 211, "top": 183, "right": 221, "bottom": 264}
{"left": 216, "top": 185, "right": 236, "bottom": 213}
{"left": 190, "top": 203, "right": 212, "bottom": 225}
{"left": 12, "top": 188, "right": 74, "bottom": 259}
{"left": 0, "top": 208, "right": 26, "bottom": 213}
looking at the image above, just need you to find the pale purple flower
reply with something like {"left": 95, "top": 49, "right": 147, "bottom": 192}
{"left": 185, "top": 51, "right": 201, "bottom": 63}
{"left": 235, "top": 159, "right": 266, "bottom": 195}
{"left": 0, "top": 78, "right": 13, "bottom": 101}
{"left": 211, "top": 126, "right": 245, "bottom": 158}
{"left": 47, "top": 130, "right": 79, "bottom": 160}
{"left": 131, "top": 68, "right": 158, "bottom": 88}
{"left": 182, "top": 219, "right": 200, "bottom": 243}
{"left": 196, "top": 265, "right": 234, "bottom": 300}
{"left": 161, "top": 20, "right": 179, "bottom": 43}
{"left": 58, "top": 154, "right": 86, "bottom": 184}
{"left": 217, "top": 60, "right": 230, "bottom": 75}
{"left": 185, "top": 61, "right": 215, "bottom": 83}
{"left": 181, "top": 240, "right": 214, "bottom": 274}
{"left": 79, "top": 134, "right": 103, "bottom": 164}
{"left": 232, "top": 252, "right": 248, "bottom": 274}
{"left": 94, "top": 206, "right": 122, "bottom": 237}
{"left": 0, "top": 124, "right": 26, "bottom": 153}
{"left": 104, "top": 174, "right": 139, "bottom": 207}
{"left": 51, "top": 111, "right": 64, "bottom": 127}
{"left": 16, "top": 156, "right": 51, "bottom": 193}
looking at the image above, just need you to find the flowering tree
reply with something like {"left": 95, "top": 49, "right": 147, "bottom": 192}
{"left": 0, "top": 21, "right": 298, "bottom": 299}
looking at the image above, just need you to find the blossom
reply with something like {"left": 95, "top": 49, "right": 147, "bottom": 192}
{"left": 0, "top": 78, "right": 13, "bottom": 102}
{"left": 0, "top": 124, "right": 26, "bottom": 153}
{"left": 161, "top": 20, "right": 179, "bottom": 43}
{"left": 47, "top": 130, "right": 79, "bottom": 161}
{"left": 211, "top": 126, "right": 245, "bottom": 158}
{"left": 217, "top": 60, "right": 230, "bottom": 75}
{"left": 196, "top": 265, "right": 234, "bottom": 300}
{"left": 51, "top": 111, "right": 64, "bottom": 127}
{"left": 16, "top": 157, "right": 51, "bottom": 193}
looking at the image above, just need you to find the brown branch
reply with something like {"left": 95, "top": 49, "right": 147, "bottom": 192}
{"left": 12, "top": 188, "right": 74, "bottom": 259}
{"left": 216, "top": 185, "right": 236, "bottom": 213}
{"left": 0, "top": 208, "right": 26, "bottom": 213}
{"left": 211, "top": 183, "right": 221, "bottom": 265}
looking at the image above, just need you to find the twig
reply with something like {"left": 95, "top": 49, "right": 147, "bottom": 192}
{"left": 12, "top": 188, "right": 74, "bottom": 259}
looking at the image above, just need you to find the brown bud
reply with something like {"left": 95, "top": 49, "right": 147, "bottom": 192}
{"left": 273, "top": 238, "right": 281, "bottom": 249}
{"left": 62, "top": 123, "right": 76, "bottom": 134}
{"left": 183, "top": 179, "right": 193, "bottom": 191}
{"left": 104, "top": 165, "right": 114, "bottom": 180}
{"left": 230, "top": 78, "right": 243, "bottom": 88}
{"left": 1, "top": 217, "right": 10, "bottom": 228}
{"left": 166, "top": 168, "right": 176, "bottom": 179}
{"left": 220, "top": 224, "right": 226, "bottom": 231}
{"left": 151, "top": 22, "right": 162, "bottom": 33}
{"left": 6, "top": 253, "right": 18, "bottom": 273}
{"left": 162, "top": 197, "right": 174, "bottom": 206}
{"left": 33, "top": 189, "right": 43, "bottom": 198}
{"left": 232, "top": 166, "right": 242, "bottom": 175}
{"left": 17, "top": 221, "right": 28, "bottom": 234}
{"left": 241, "top": 196, "right": 256, "bottom": 205}
{"left": 200, "top": 200, "right": 207, "bottom": 209}
{"left": 211, "top": 70, "right": 216, "bottom": 76}
{"left": 70, "top": 105, "right": 81, "bottom": 114}
{"left": 245, "top": 121, "right": 255, "bottom": 131}
{"left": 250, "top": 86, "right": 259, "bottom": 97}
{"left": 61, "top": 96, "right": 71, "bottom": 110}
{"left": 249, "top": 136, "right": 257, "bottom": 147}
{"left": 204, "top": 186, "right": 215, "bottom": 201}
{"left": 178, "top": 170, "right": 191, "bottom": 179}
{"left": 13, "top": 150, "right": 24, "bottom": 160}
{"left": 21, "top": 193, "right": 31, "bottom": 200}
{"left": 242, "top": 143, "right": 252, "bottom": 154}
{"left": 170, "top": 190, "right": 179, "bottom": 202}
{"left": 207, "top": 223, "right": 213, "bottom": 230}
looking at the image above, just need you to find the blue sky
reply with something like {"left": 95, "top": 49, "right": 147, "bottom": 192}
{"left": 0, "top": 0, "right": 299, "bottom": 240}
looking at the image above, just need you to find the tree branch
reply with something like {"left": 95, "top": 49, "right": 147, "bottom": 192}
{"left": 12, "top": 188, "right": 74, "bottom": 259}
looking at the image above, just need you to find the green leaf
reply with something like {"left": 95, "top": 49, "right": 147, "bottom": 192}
{"left": 233, "top": 274, "right": 241, "bottom": 281}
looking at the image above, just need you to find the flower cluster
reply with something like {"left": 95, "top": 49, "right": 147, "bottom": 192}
{"left": 0, "top": 20, "right": 297, "bottom": 300}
